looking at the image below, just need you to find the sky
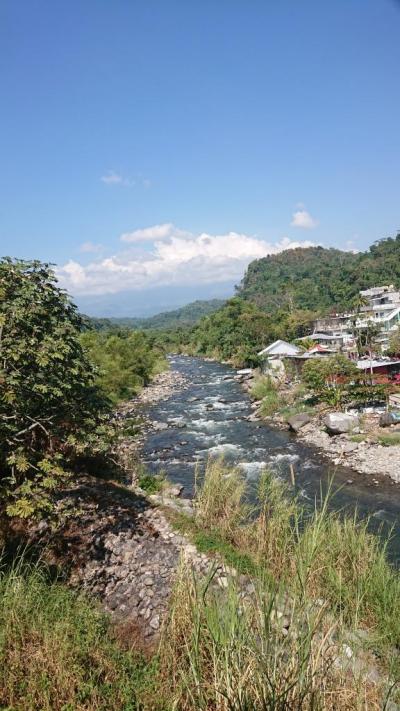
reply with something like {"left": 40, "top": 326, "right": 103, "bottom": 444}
{"left": 1, "top": 0, "right": 400, "bottom": 316}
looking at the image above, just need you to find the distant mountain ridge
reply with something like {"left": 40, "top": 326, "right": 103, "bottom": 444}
{"left": 237, "top": 235, "right": 400, "bottom": 313}
{"left": 88, "top": 298, "right": 226, "bottom": 331}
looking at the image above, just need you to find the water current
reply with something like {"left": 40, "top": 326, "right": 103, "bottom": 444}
{"left": 141, "top": 356, "right": 400, "bottom": 561}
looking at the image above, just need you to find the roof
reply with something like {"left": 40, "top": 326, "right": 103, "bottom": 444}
{"left": 258, "top": 339, "right": 301, "bottom": 357}
{"left": 356, "top": 358, "right": 400, "bottom": 370}
{"left": 307, "top": 344, "right": 334, "bottom": 354}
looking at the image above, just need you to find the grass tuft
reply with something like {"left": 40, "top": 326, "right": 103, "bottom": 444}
{"left": 377, "top": 433, "right": 400, "bottom": 447}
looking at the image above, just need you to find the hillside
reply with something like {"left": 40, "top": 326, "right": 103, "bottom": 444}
{"left": 238, "top": 234, "right": 400, "bottom": 313}
{"left": 88, "top": 298, "right": 226, "bottom": 331}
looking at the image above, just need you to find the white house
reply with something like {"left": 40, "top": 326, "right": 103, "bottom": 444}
{"left": 258, "top": 340, "right": 301, "bottom": 358}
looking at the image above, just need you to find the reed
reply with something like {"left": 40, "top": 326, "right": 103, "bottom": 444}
{"left": 158, "top": 562, "right": 382, "bottom": 710}
{"left": 166, "top": 458, "right": 400, "bottom": 706}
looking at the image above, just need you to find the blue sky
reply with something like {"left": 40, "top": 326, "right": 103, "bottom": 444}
{"left": 1, "top": 0, "right": 399, "bottom": 315}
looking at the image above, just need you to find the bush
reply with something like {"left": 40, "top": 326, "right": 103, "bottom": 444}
{"left": 0, "top": 259, "right": 109, "bottom": 517}
{"left": 302, "top": 355, "right": 359, "bottom": 408}
{"left": 250, "top": 375, "right": 276, "bottom": 401}
{"left": 80, "top": 329, "right": 167, "bottom": 404}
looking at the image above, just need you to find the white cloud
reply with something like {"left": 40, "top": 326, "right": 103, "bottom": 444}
{"left": 56, "top": 225, "right": 316, "bottom": 296}
{"left": 290, "top": 208, "right": 318, "bottom": 229}
{"left": 100, "top": 170, "right": 135, "bottom": 187}
{"left": 121, "top": 223, "right": 175, "bottom": 243}
{"left": 79, "top": 241, "right": 103, "bottom": 254}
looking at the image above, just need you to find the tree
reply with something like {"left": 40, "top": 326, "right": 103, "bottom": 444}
{"left": 302, "top": 355, "right": 358, "bottom": 408}
{"left": 387, "top": 327, "right": 400, "bottom": 357}
{"left": 80, "top": 329, "right": 166, "bottom": 403}
{"left": 0, "top": 258, "right": 108, "bottom": 517}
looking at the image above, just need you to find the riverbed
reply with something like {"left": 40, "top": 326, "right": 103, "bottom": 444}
{"left": 140, "top": 356, "right": 400, "bottom": 560}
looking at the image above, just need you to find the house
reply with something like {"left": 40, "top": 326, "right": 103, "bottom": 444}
{"left": 258, "top": 340, "right": 301, "bottom": 378}
{"left": 258, "top": 340, "right": 301, "bottom": 358}
{"left": 307, "top": 343, "right": 336, "bottom": 356}
{"left": 356, "top": 358, "right": 400, "bottom": 377}
{"left": 297, "top": 331, "right": 355, "bottom": 352}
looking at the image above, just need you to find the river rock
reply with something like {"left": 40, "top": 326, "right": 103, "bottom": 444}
{"left": 287, "top": 413, "right": 311, "bottom": 432}
{"left": 379, "top": 412, "right": 397, "bottom": 427}
{"left": 324, "top": 413, "right": 359, "bottom": 435}
{"left": 153, "top": 421, "right": 169, "bottom": 431}
{"left": 165, "top": 484, "right": 184, "bottom": 498}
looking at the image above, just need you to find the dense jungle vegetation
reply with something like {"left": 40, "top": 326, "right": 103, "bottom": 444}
{"left": 0, "top": 258, "right": 165, "bottom": 518}
{"left": 238, "top": 234, "right": 400, "bottom": 312}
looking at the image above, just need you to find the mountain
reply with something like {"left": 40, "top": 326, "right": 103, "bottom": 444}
{"left": 237, "top": 235, "right": 400, "bottom": 313}
{"left": 87, "top": 299, "right": 226, "bottom": 331}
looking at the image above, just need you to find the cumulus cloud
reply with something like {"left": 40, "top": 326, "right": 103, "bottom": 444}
{"left": 291, "top": 208, "right": 318, "bottom": 229}
{"left": 56, "top": 224, "right": 316, "bottom": 296}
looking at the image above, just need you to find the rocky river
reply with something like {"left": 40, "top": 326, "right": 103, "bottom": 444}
{"left": 140, "top": 355, "right": 400, "bottom": 561}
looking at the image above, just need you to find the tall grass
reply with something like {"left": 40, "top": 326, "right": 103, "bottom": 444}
{"left": 250, "top": 374, "right": 277, "bottom": 401}
{"left": 250, "top": 375, "right": 288, "bottom": 416}
{"left": 158, "top": 563, "right": 381, "bottom": 710}
{"left": 0, "top": 558, "right": 146, "bottom": 710}
{"left": 165, "top": 458, "right": 400, "bottom": 706}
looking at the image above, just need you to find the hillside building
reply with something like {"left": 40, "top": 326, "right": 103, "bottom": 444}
{"left": 309, "top": 285, "right": 400, "bottom": 353}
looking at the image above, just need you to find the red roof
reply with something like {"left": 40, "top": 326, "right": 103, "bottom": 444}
{"left": 308, "top": 344, "right": 331, "bottom": 353}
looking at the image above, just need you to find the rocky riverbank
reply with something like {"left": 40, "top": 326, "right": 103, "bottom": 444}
{"left": 241, "top": 371, "right": 400, "bottom": 484}
{"left": 295, "top": 414, "right": 400, "bottom": 484}
{"left": 116, "top": 368, "right": 189, "bottom": 485}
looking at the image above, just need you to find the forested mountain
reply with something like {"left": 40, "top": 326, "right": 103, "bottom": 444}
{"left": 238, "top": 235, "right": 400, "bottom": 313}
{"left": 88, "top": 299, "right": 226, "bottom": 331}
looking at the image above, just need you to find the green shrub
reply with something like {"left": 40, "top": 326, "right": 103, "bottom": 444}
{"left": 80, "top": 330, "right": 167, "bottom": 404}
{"left": 0, "top": 259, "right": 110, "bottom": 517}
{"left": 138, "top": 470, "right": 165, "bottom": 493}
{"left": 250, "top": 375, "right": 276, "bottom": 401}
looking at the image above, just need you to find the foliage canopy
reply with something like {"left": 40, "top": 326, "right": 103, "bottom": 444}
{"left": 0, "top": 258, "right": 108, "bottom": 517}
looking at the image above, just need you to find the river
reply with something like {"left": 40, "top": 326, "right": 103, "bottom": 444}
{"left": 141, "top": 356, "right": 400, "bottom": 561}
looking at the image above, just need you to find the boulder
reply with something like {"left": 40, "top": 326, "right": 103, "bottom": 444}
{"left": 287, "top": 413, "right": 311, "bottom": 432}
{"left": 324, "top": 412, "right": 359, "bottom": 435}
{"left": 153, "top": 421, "right": 168, "bottom": 431}
{"left": 379, "top": 412, "right": 398, "bottom": 427}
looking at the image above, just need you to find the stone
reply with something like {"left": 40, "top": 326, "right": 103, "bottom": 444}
{"left": 341, "top": 442, "right": 358, "bottom": 454}
{"left": 324, "top": 412, "right": 359, "bottom": 435}
{"left": 380, "top": 412, "right": 397, "bottom": 427}
{"left": 149, "top": 615, "right": 160, "bottom": 630}
{"left": 165, "top": 484, "right": 184, "bottom": 498}
{"left": 287, "top": 413, "right": 311, "bottom": 432}
{"left": 153, "top": 421, "right": 168, "bottom": 431}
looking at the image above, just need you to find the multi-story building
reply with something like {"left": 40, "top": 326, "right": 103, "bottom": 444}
{"left": 309, "top": 285, "right": 400, "bottom": 353}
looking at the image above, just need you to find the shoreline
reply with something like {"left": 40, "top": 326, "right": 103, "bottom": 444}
{"left": 123, "top": 357, "right": 400, "bottom": 487}
{"left": 241, "top": 373, "right": 400, "bottom": 485}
